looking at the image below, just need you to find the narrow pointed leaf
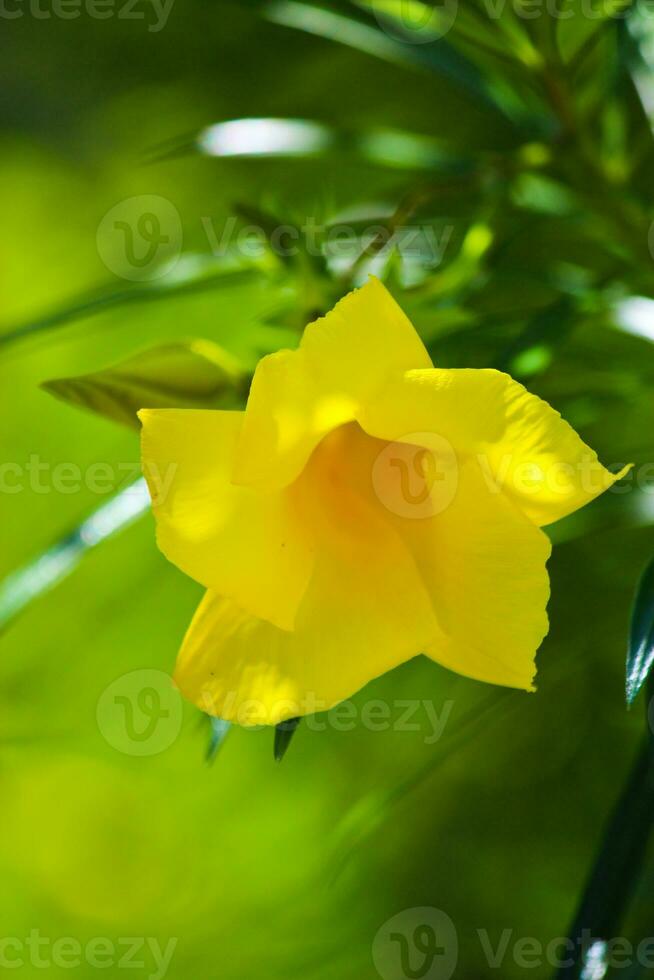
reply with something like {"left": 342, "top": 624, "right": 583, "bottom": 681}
{"left": 274, "top": 717, "right": 301, "bottom": 762}
{"left": 556, "top": 0, "right": 632, "bottom": 65}
{"left": 0, "top": 256, "right": 262, "bottom": 350}
{"left": 0, "top": 479, "right": 149, "bottom": 631}
{"left": 553, "top": 738, "right": 654, "bottom": 977}
{"left": 263, "top": 0, "right": 510, "bottom": 116}
{"left": 42, "top": 341, "right": 250, "bottom": 429}
{"left": 354, "top": 0, "right": 542, "bottom": 70}
{"left": 626, "top": 555, "right": 654, "bottom": 705}
{"left": 206, "top": 717, "right": 232, "bottom": 763}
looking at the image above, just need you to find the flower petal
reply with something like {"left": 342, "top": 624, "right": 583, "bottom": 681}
{"left": 360, "top": 367, "right": 626, "bottom": 526}
{"left": 174, "top": 425, "right": 442, "bottom": 726}
{"left": 233, "top": 276, "right": 432, "bottom": 490}
{"left": 376, "top": 447, "right": 551, "bottom": 689}
{"left": 139, "top": 408, "right": 314, "bottom": 631}
{"left": 384, "top": 456, "right": 552, "bottom": 689}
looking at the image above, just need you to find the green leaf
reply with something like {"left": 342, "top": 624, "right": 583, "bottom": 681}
{"left": 0, "top": 479, "right": 149, "bottom": 631}
{"left": 356, "top": 0, "right": 542, "bottom": 70}
{"left": 185, "top": 116, "right": 473, "bottom": 174}
{"left": 206, "top": 717, "right": 232, "bottom": 763}
{"left": 330, "top": 690, "right": 512, "bottom": 881}
{"left": 556, "top": 0, "right": 632, "bottom": 65}
{"left": 554, "top": 737, "right": 654, "bottom": 974}
{"left": 494, "top": 297, "right": 577, "bottom": 378}
{"left": 0, "top": 256, "right": 262, "bottom": 351}
{"left": 263, "top": 0, "right": 523, "bottom": 122}
{"left": 626, "top": 556, "right": 654, "bottom": 706}
{"left": 41, "top": 340, "right": 250, "bottom": 429}
{"left": 274, "top": 717, "right": 301, "bottom": 762}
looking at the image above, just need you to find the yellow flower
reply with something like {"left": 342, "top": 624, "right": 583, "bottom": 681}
{"left": 139, "top": 277, "right": 627, "bottom": 726}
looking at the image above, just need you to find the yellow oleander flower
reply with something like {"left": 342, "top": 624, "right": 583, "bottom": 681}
{"left": 139, "top": 277, "right": 627, "bottom": 726}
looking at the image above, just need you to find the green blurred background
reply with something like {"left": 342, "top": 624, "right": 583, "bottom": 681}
{"left": 2, "top": 0, "right": 654, "bottom": 977}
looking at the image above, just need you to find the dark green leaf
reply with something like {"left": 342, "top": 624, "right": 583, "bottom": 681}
{"left": 274, "top": 717, "right": 301, "bottom": 762}
{"left": 494, "top": 297, "right": 577, "bottom": 378}
{"left": 626, "top": 555, "right": 654, "bottom": 705}
{"left": 41, "top": 341, "right": 250, "bottom": 429}
{"left": 263, "top": 0, "right": 523, "bottom": 122}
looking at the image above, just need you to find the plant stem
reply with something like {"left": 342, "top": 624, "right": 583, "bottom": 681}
{"left": 555, "top": 732, "right": 654, "bottom": 978}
